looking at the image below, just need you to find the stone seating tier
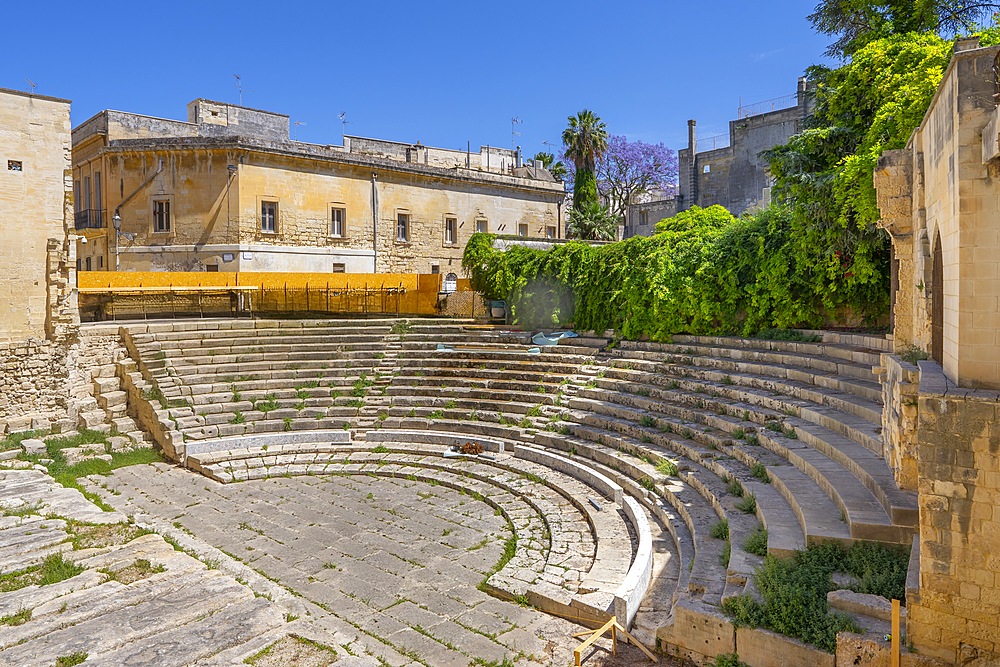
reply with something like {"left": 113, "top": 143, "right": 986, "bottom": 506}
{"left": 121, "top": 321, "right": 914, "bottom": 655}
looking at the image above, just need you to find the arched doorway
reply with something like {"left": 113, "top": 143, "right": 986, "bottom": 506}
{"left": 931, "top": 233, "right": 943, "bottom": 364}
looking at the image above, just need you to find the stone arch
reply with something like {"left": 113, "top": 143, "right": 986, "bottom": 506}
{"left": 931, "top": 231, "right": 944, "bottom": 364}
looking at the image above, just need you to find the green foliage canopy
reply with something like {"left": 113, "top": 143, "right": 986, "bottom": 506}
{"left": 463, "top": 205, "right": 885, "bottom": 334}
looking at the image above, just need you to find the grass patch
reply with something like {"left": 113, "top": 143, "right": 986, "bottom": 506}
{"left": 722, "top": 541, "right": 907, "bottom": 652}
{"left": 478, "top": 530, "right": 517, "bottom": 592}
{"left": 0, "top": 553, "right": 85, "bottom": 593}
{"left": 744, "top": 527, "right": 768, "bottom": 557}
{"left": 639, "top": 415, "right": 657, "bottom": 428}
{"left": 142, "top": 382, "right": 189, "bottom": 409}
{"left": 0, "top": 429, "right": 48, "bottom": 453}
{"left": 755, "top": 328, "right": 823, "bottom": 343}
{"left": 244, "top": 634, "right": 338, "bottom": 666}
{"left": 20, "top": 439, "right": 163, "bottom": 511}
{"left": 55, "top": 654, "right": 88, "bottom": 667}
{"left": 256, "top": 394, "right": 279, "bottom": 415}
{"left": 390, "top": 320, "right": 412, "bottom": 335}
{"left": 230, "top": 411, "right": 246, "bottom": 424}
{"left": 656, "top": 459, "right": 678, "bottom": 476}
{"left": 1, "top": 501, "right": 43, "bottom": 518}
{"left": 726, "top": 477, "right": 744, "bottom": 497}
{"left": 713, "top": 654, "right": 749, "bottom": 667}
{"left": 101, "top": 558, "right": 166, "bottom": 584}
{"left": 899, "top": 345, "right": 929, "bottom": 365}
{"left": 736, "top": 494, "right": 757, "bottom": 514}
{"left": 0, "top": 608, "right": 31, "bottom": 626}
{"left": 750, "top": 462, "right": 770, "bottom": 484}
{"left": 710, "top": 519, "right": 729, "bottom": 540}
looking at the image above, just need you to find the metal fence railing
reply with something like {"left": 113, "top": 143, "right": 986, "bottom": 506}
{"left": 696, "top": 134, "right": 730, "bottom": 152}
{"left": 738, "top": 93, "right": 798, "bottom": 119}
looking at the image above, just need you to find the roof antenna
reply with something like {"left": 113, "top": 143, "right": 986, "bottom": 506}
{"left": 233, "top": 74, "right": 243, "bottom": 106}
{"left": 511, "top": 116, "right": 522, "bottom": 150}
{"left": 293, "top": 120, "right": 306, "bottom": 140}
{"left": 26, "top": 78, "right": 37, "bottom": 95}
{"left": 339, "top": 112, "right": 350, "bottom": 142}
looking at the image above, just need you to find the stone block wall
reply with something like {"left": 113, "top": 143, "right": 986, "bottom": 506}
{"left": 908, "top": 361, "right": 1000, "bottom": 663}
{"left": 0, "top": 340, "right": 69, "bottom": 434}
{"left": 880, "top": 354, "right": 921, "bottom": 491}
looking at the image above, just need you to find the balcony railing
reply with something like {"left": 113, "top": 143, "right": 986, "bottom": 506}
{"left": 75, "top": 209, "right": 106, "bottom": 230}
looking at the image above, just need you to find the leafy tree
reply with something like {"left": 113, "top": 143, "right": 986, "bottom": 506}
{"left": 597, "top": 136, "right": 677, "bottom": 223}
{"left": 532, "top": 152, "right": 567, "bottom": 181}
{"left": 809, "top": 0, "right": 999, "bottom": 57}
{"left": 765, "top": 32, "right": 952, "bottom": 317}
{"left": 562, "top": 110, "right": 608, "bottom": 210}
{"left": 564, "top": 136, "right": 678, "bottom": 223}
{"left": 566, "top": 201, "right": 617, "bottom": 241}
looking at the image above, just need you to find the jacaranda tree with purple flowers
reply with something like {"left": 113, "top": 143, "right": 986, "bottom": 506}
{"left": 564, "top": 135, "right": 678, "bottom": 223}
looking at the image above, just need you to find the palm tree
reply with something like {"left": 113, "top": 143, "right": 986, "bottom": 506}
{"left": 562, "top": 110, "right": 608, "bottom": 210}
{"left": 567, "top": 200, "right": 617, "bottom": 241}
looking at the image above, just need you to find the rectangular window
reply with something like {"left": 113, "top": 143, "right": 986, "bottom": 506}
{"left": 546, "top": 226, "right": 556, "bottom": 239}
{"left": 85, "top": 256, "right": 92, "bottom": 271}
{"left": 475, "top": 219, "right": 488, "bottom": 234}
{"left": 396, "top": 213, "right": 409, "bottom": 242}
{"left": 83, "top": 175, "right": 92, "bottom": 212}
{"left": 74, "top": 180, "right": 81, "bottom": 212}
{"left": 444, "top": 217, "right": 457, "bottom": 244}
{"left": 430, "top": 264, "right": 440, "bottom": 275}
{"left": 332, "top": 263, "right": 346, "bottom": 273}
{"left": 153, "top": 200, "right": 171, "bottom": 233}
{"left": 331, "top": 207, "right": 346, "bottom": 238}
{"left": 518, "top": 223, "right": 528, "bottom": 237}
{"left": 639, "top": 210, "right": 648, "bottom": 226}
{"left": 261, "top": 201, "right": 278, "bottom": 233}
{"left": 94, "top": 172, "right": 102, "bottom": 212}
{"left": 98, "top": 255, "right": 104, "bottom": 269}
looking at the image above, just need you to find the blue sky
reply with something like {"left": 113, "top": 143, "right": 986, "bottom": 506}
{"left": 2, "top": 0, "right": 832, "bottom": 157}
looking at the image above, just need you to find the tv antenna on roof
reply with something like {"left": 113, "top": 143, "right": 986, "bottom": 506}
{"left": 511, "top": 116, "right": 522, "bottom": 150}
{"left": 293, "top": 120, "right": 306, "bottom": 140}
{"left": 339, "top": 112, "right": 349, "bottom": 141}
{"left": 541, "top": 140, "right": 556, "bottom": 155}
{"left": 233, "top": 74, "right": 254, "bottom": 106}
{"left": 25, "top": 78, "right": 36, "bottom": 95}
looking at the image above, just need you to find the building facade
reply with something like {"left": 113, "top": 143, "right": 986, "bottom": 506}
{"left": 624, "top": 197, "right": 678, "bottom": 238}
{"left": 677, "top": 77, "right": 812, "bottom": 218}
{"left": 72, "top": 99, "right": 565, "bottom": 276}
{"left": 0, "top": 88, "right": 76, "bottom": 342}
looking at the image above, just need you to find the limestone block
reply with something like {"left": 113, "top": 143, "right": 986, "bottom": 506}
{"left": 20, "top": 439, "right": 47, "bottom": 455}
{"left": 736, "top": 626, "right": 834, "bottom": 667}
{"left": 836, "top": 633, "right": 949, "bottom": 667}
{"left": 658, "top": 598, "right": 735, "bottom": 665}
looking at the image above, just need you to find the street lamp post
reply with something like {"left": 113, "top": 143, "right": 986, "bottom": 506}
{"left": 113, "top": 212, "right": 121, "bottom": 271}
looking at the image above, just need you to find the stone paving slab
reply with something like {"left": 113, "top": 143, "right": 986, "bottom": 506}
{"left": 99, "top": 463, "right": 662, "bottom": 666}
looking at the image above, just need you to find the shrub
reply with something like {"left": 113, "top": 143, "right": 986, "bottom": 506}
{"left": 713, "top": 653, "right": 749, "bottom": 667}
{"left": 710, "top": 519, "right": 729, "bottom": 540}
{"left": 743, "top": 527, "right": 768, "bottom": 557}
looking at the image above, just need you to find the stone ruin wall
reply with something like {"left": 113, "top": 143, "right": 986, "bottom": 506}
{"left": 874, "top": 40, "right": 1000, "bottom": 665}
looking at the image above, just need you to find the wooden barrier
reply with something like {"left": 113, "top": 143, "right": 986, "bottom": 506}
{"left": 77, "top": 271, "right": 474, "bottom": 319}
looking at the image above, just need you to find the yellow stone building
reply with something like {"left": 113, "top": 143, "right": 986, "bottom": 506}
{"left": 0, "top": 87, "right": 75, "bottom": 342}
{"left": 72, "top": 99, "right": 565, "bottom": 277}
